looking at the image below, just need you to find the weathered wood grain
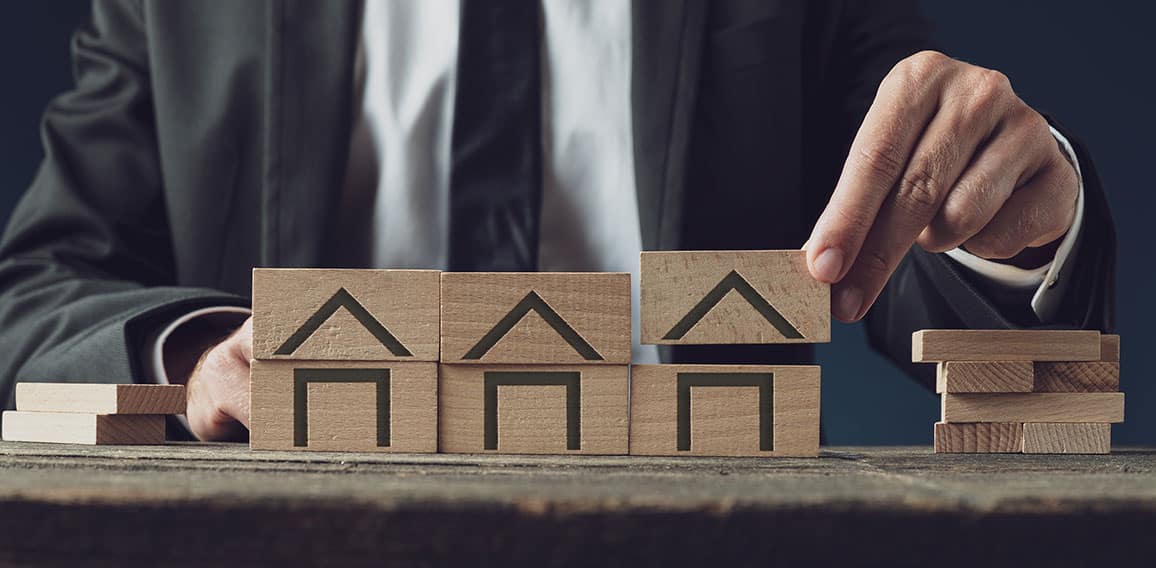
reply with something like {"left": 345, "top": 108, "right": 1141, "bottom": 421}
{"left": 912, "top": 329, "right": 1101, "bottom": 362}
{"left": 933, "top": 422, "right": 1023, "bottom": 453}
{"left": 15, "top": 383, "right": 185, "bottom": 415}
{"left": 1022, "top": 423, "right": 1111, "bottom": 454}
{"left": 252, "top": 268, "right": 441, "bottom": 361}
{"left": 935, "top": 362, "right": 1034, "bottom": 393}
{"left": 1, "top": 412, "right": 165, "bottom": 445}
{"left": 941, "top": 393, "right": 1124, "bottom": 423}
{"left": 629, "top": 364, "right": 820, "bottom": 457}
{"left": 440, "top": 272, "right": 631, "bottom": 364}
{"left": 640, "top": 250, "right": 830, "bottom": 345}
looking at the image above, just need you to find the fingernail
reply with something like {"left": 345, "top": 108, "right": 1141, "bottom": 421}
{"left": 811, "top": 248, "right": 845, "bottom": 283}
{"left": 834, "top": 286, "right": 864, "bottom": 322}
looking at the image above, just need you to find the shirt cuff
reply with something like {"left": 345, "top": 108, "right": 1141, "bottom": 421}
{"left": 943, "top": 125, "right": 1085, "bottom": 323}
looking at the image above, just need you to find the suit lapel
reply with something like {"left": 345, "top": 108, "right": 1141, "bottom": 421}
{"left": 631, "top": 0, "right": 707, "bottom": 251}
{"left": 262, "top": 0, "right": 360, "bottom": 267}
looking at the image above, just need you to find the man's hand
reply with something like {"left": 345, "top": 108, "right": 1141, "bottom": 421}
{"left": 806, "top": 51, "right": 1079, "bottom": 322}
{"left": 186, "top": 317, "right": 252, "bottom": 441}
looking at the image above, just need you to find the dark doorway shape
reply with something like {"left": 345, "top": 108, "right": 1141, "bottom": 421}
{"left": 274, "top": 288, "right": 413, "bottom": 357}
{"left": 293, "top": 368, "right": 391, "bottom": 447}
{"left": 662, "top": 270, "right": 804, "bottom": 341}
{"left": 463, "top": 291, "right": 602, "bottom": 361}
{"left": 484, "top": 371, "right": 581, "bottom": 450}
{"left": 676, "top": 372, "right": 774, "bottom": 451}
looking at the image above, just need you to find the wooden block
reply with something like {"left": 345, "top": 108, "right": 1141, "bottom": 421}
{"left": 252, "top": 268, "right": 440, "bottom": 361}
{"left": 1022, "top": 423, "right": 1111, "bottom": 454}
{"left": 438, "top": 364, "right": 628, "bottom": 455}
{"left": 941, "top": 393, "right": 1124, "bottom": 423}
{"left": 15, "top": 383, "right": 186, "bottom": 415}
{"left": 440, "top": 272, "right": 630, "bottom": 364}
{"left": 912, "top": 329, "right": 1100, "bottom": 362}
{"left": 640, "top": 250, "right": 829, "bottom": 345}
{"left": 1, "top": 412, "right": 165, "bottom": 445}
{"left": 1033, "top": 362, "right": 1120, "bottom": 393}
{"left": 249, "top": 360, "right": 437, "bottom": 452}
{"left": 629, "top": 364, "right": 820, "bottom": 457}
{"left": 933, "top": 422, "right": 1023, "bottom": 453}
{"left": 935, "top": 362, "right": 1034, "bottom": 393}
{"left": 1099, "top": 334, "right": 1120, "bottom": 362}
{"left": 690, "top": 386, "right": 762, "bottom": 455}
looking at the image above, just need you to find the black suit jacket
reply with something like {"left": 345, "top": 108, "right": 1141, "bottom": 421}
{"left": 0, "top": 0, "right": 1115, "bottom": 409}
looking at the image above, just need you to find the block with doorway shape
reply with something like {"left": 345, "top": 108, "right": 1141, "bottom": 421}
{"left": 249, "top": 359, "right": 437, "bottom": 452}
{"left": 629, "top": 364, "right": 820, "bottom": 457}
{"left": 438, "top": 364, "right": 628, "bottom": 454}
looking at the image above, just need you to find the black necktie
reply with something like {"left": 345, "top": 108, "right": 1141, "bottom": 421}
{"left": 448, "top": 0, "right": 543, "bottom": 272}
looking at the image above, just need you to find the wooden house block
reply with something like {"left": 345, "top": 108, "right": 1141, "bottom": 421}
{"left": 640, "top": 250, "right": 829, "bottom": 345}
{"left": 1033, "top": 362, "right": 1120, "bottom": 393}
{"left": 438, "top": 364, "right": 628, "bottom": 455}
{"left": 252, "top": 269, "right": 440, "bottom": 361}
{"left": 933, "top": 422, "right": 1023, "bottom": 453}
{"left": 1022, "top": 423, "right": 1111, "bottom": 454}
{"left": 629, "top": 364, "right": 820, "bottom": 457}
{"left": 935, "top": 362, "right": 1034, "bottom": 393}
{"left": 440, "top": 272, "right": 630, "bottom": 365}
{"left": 912, "top": 329, "right": 1101, "bottom": 362}
{"left": 941, "top": 393, "right": 1124, "bottom": 424}
{"left": 1099, "top": 334, "right": 1120, "bottom": 362}
{"left": 1, "top": 412, "right": 165, "bottom": 445}
{"left": 15, "top": 383, "right": 186, "bottom": 415}
{"left": 249, "top": 360, "right": 437, "bottom": 452}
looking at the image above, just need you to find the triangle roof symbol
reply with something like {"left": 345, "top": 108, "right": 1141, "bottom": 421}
{"left": 463, "top": 291, "right": 603, "bottom": 361}
{"left": 663, "top": 270, "right": 804, "bottom": 341}
{"left": 274, "top": 288, "right": 413, "bottom": 357}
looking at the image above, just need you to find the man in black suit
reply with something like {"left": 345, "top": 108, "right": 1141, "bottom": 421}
{"left": 0, "top": 1, "right": 1113, "bottom": 441}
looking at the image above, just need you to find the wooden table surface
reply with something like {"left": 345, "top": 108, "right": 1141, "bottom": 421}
{"left": 0, "top": 442, "right": 1153, "bottom": 567}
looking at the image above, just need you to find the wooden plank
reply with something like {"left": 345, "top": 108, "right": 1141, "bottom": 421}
{"left": 935, "top": 362, "right": 1034, "bottom": 393}
{"left": 497, "top": 385, "right": 569, "bottom": 454}
{"left": 1, "top": 412, "right": 165, "bottom": 445}
{"left": 933, "top": 422, "right": 1023, "bottom": 453}
{"left": 15, "top": 383, "right": 185, "bottom": 415}
{"left": 440, "top": 272, "right": 630, "bottom": 364}
{"left": 252, "top": 268, "right": 440, "bottom": 361}
{"left": 690, "top": 386, "right": 762, "bottom": 456}
{"left": 250, "top": 360, "right": 437, "bottom": 452}
{"left": 640, "top": 250, "right": 829, "bottom": 345}
{"left": 1034, "top": 362, "right": 1120, "bottom": 393}
{"left": 941, "top": 393, "right": 1124, "bottom": 423}
{"left": 912, "top": 329, "right": 1100, "bottom": 362}
{"left": 629, "top": 364, "right": 820, "bottom": 457}
{"left": 1022, "top": 423, "right": 1111, "bottom": 454}
{"left": 438, "top": 364, "right": 628, "bottom": 454}
{"left": 1100, "top": 334, "right": 1120, "bottom": 362}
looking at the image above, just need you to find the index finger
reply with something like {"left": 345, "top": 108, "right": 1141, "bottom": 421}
{"left": 806, "top": 53, "right": 947, "bottom": 284}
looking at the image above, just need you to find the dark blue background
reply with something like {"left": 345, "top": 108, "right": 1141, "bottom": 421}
{"left": 2, "top": 3, "right": 1152, "bottom": 444}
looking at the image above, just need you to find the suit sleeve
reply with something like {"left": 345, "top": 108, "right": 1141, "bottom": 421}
{"left": 821, "top": 1, "right": 1116, "bottom": 388}
{"left": 0, "top": 0, "right": 246, "bottom": 410}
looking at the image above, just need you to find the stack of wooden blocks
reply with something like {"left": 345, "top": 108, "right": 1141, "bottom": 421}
{"left": 1, "top": 384, "right": 185, "bottom": 445}
{"left": 915, "top": 330, "right": 1123, "bottom": 454}
{"left": 249, "top": 249, "right": 829, "bottom": 457}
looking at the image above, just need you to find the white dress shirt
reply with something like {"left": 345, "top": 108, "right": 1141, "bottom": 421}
{"left": 151, "top": 0, "right": 1085, "bottom": 384}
